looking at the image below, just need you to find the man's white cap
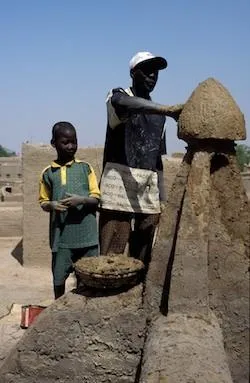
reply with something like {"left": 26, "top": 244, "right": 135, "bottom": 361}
{"left": 129, "top": 51, "right": 168, "bottom": 71}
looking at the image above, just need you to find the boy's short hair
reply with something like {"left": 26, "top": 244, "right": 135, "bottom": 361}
{"left": 51, "top": 121, "right": 76, "bottom": 145}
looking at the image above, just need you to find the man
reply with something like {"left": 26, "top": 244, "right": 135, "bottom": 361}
{"left": 99, "top": 51, "right": 183, "bottom": 267}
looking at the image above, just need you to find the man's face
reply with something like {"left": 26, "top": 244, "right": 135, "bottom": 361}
{"left": 55, "top": 129, "right": 77, "bottom": 161}
{"left": 132, "top": 61, "right": 159, "bottom": 93}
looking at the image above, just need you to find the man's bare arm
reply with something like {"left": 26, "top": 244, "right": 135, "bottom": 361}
{"left": 111, "top": 91, "right": 184, "bottom": 121}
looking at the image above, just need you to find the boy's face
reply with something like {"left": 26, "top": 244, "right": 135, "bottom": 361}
{"left": 54, "top": 129, "right": 77, "bottom": 161}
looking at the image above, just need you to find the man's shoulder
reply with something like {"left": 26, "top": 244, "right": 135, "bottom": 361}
{"left": 106, "top": 87, "right": 132, "bottom": 101}
{"left": 109, "top": 87, "right": 126, "bottom": 94}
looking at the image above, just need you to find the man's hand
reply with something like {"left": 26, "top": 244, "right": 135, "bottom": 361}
{"left": 60, "top": 193, "right": 85, "bottom": 208}
{"left": 163, "top": 103, "right": 184, "bottom": 122}
{"left": 41, "top": 201, "right": 68, "bottom": 212}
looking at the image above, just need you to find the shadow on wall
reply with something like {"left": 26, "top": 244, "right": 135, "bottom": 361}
{"left": 11, "top": 238, "right": 23, "bottom": 266}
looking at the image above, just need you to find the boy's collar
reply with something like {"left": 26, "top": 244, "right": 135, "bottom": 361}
{"left": 51, "top": 158, "right": 82, "bottom": 168}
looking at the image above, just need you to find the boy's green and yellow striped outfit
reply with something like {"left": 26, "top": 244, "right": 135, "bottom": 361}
{"left": 39, "top": 159, "right": 100, "bottom": 285}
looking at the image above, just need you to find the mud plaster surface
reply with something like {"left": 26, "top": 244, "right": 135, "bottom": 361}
{"left": 208, "top": 154, "right": 249, "bottom": 383}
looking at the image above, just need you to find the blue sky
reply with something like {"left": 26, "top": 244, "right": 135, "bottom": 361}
{"left": 0, "top": 0, "right": 249, "bottom": 155}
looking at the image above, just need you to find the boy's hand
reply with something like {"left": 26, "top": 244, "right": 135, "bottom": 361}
{"left": 51, "top": 201, "right": 68, "bottom": 211}
{"left": 41, "top": 201, "right": 68, "bottom": 212}
{"left": 60, "top": 193, "right": 85, "bottom": 207}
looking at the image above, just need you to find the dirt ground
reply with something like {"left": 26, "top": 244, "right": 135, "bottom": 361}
{"left": 0, "top": 236, "right": 75, "bottom": 367}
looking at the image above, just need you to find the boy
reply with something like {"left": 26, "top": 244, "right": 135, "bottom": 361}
{"left": 39, "top": 121, "right": 100, "bottom": 299}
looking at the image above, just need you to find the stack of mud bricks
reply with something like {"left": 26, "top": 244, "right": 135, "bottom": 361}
{"left": 142, "top": 78, "right": 249, "bottom": 383}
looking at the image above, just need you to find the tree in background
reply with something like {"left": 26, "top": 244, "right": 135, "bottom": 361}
{"left": 0, "top": 145, "right": 16, "bottom": 157}
{"left": 235, "top": 144, "right": 250, "bottom": 171}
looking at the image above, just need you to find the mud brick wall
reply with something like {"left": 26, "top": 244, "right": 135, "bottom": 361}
{"left": 0, "top": 180, "right": 23, "bottom": 194}
{"left": 22, "top": 144, "right": 103, "bottom": 267}
{"left": 0, "top": 205, "right": 22, "bottom": 237}
{"left": 242, "top": 172, "right": 250, "bottom": 198}
{"left": 0, "top": 157, "right": 22, "bottom": 180}
{"left": 163, "top": 156, "right": 182, "bottom": 200}
{"left": 22, "top": 144, "right": 181, "bottom": 267}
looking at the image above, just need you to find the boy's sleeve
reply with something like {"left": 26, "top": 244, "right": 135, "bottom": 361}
{"left": 87, "top": 165, "right": 101, "bottom": 199}
{"left": 39, "top": 168, "right": 51, "bottom": 205}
